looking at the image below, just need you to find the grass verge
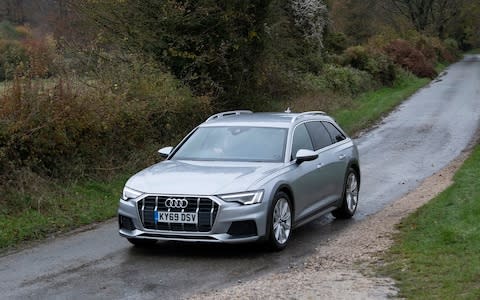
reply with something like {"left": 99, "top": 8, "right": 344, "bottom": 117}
{"left": 0, "top": 72, "right": 434, "bottom": 251}
{"left": 381, "top": 144, "right": 480, "bottom": 299}
{"left": 333, "top": 74, "right": 429, "bottom": 135}
{"left": 0, "top": 175, "right": 128, "bottom": 250}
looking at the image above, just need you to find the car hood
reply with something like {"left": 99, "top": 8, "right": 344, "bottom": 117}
{"left": 125, "top": 160, "right": 284, "bottom": 195}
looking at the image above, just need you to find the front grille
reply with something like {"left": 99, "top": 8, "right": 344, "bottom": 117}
{"left": 137, "top": 196, "right": 219, "bottom": 232}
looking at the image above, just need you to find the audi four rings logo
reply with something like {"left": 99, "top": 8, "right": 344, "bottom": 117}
{"left": 165, "top": 198, "right": 189, "bottom": 208}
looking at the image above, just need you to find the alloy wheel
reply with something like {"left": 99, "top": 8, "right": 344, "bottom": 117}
{"left": 273, "top": 197, "right": 292, "bottom": 245}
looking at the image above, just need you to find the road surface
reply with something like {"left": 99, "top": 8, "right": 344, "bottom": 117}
{"left": 1, "top": 55, "right": 479, "bottom": 299}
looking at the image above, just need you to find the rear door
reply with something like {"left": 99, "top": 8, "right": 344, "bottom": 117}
{"left": 321, "top": 121, "right": 351, "bottom": 197}
{"left": 304, "top": 121, "right": 340, "bottom": 206}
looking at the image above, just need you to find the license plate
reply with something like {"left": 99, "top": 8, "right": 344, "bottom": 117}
{"left": 155, "top": 211, "right": 197, "bottom": 224}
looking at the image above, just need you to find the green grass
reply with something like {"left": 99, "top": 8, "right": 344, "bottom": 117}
{"left": 0, "top": 175, "right": 128, "bottom": 250}
{"left": 333, "top": 73, "right": 429, "bottom": 135}
{"left": 381, "top": 144, "right": 480, "bottom": 299}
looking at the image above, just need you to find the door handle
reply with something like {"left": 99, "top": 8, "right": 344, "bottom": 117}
{"left": 316, "top": 163, "right": 324, "bottom": 168}
{"left": 338, "top": 154, "right": 346, "bottom": 160}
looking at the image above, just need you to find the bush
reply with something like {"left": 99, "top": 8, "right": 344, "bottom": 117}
{"left": 384, "top": 39, "right": 437, "bottom": 78}
{"left": 342, "top": 46, "right": 397, "bottom": 86}
{"left": 324, "top": 32, "right": 349, "bottom": 54}
{"left": 0, "top": 56, "right": 212, "bottom": 196}
{"left": 0, "top": 21, "right": 28, "bottom": 40}
{"left": 305, "top": 64, "right": 375, "bottom": 96}
{"left": 412, "top": 35, "right": 458, "bottom": 64}
{"left": 0, "top": 40, "right": 28, "bottom": 81}
{"left": 442, "top": 38, "right": 460, "bottom": 62}
{"left": 23, "top": 36, "right": 58, "bottom": 79}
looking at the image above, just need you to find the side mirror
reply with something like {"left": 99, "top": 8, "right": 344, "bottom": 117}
{"left": 158, "top": 146, "right": 173, "bottom": 158}
{"left": 295, "top": 149, "right": 318, "bottom": 164}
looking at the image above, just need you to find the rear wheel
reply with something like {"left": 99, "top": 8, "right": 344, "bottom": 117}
{"left": 267, "top": 192, "right": 292, "bottom": 251}
{"left": 332, "top": 168, "right": 359, "bottom": 219}
{"left": 127, "top": 238, "right": 157, "bottom": 247}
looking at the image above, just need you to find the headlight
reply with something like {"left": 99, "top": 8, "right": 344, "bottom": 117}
{"left": 122, "top": 186, "right": 143, "bottom": 201}
{"left": 219, "top": 190, "right": 264, "bottom": 205}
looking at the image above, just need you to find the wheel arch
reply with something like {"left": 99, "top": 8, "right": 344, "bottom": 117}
{"left": 348, "top": 159, "right": 361, "bottom": 189}
{"left": 275, "top": 184, "right": 295, "bottom": 218}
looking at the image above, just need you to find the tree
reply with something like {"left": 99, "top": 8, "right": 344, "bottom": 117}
{"left": 0, "top": 0, "right": 25, "bottom": 23}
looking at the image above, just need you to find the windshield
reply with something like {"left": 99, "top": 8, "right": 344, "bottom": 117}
{"left": 171, "top": 126, "right": 287, "bottom": 162}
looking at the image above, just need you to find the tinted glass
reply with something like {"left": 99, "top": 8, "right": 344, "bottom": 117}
{"left": 291, "top": 124, "right": 314, "bottom": 159}
{"left": 172, "top": 126, "right": 287, "bottom": 162}
{"left": 322, "top": 122, "right": 346, "bottom": 143}
{"left": 305, "top": 121, "right": 333, "bottom": 150}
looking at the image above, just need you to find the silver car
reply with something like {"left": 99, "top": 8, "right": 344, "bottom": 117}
{"left": 118, "top": 110, "right": 360, "bottom": 250}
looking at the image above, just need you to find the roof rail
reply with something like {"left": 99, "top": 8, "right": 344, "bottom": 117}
{"left": 205, "top": 110, "right": 253, "bottom": 122}
{"left": 291, "top": 111, "right": 326, "bottom": 123}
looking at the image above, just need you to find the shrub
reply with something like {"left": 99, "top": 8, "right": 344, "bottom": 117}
{"left": 442, "top": 38, "right": 460, "bottom": 62}
{"left": 305, "top": 64, "right": 375, "bottom": 96}
{"left": 413, "top": 36, "right": 437, "bottom": 64}
{"left": 0, "top": 40, "right": 28, "bottom": 81}
{"left": 0, "top": 21, "right": 27, "bottom": 40}
{"left": 0, "top": 56, "right": 212, "bottom": 196}
{"left": 342, "top": 46, "right": 397, "bottom": 86}
{"left": 384, "top": 39, "right": 437, "bottom": 78}
{"left": 23, "top": 36, "right": 58, "bottom": 79}
{"left": 412, "top": 35, "right": 458, "bottom": 64}
{"left": 324, "top": 32, "right": 349, "bottom": 54}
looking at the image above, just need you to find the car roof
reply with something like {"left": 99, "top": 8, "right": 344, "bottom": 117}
{"left": 200, "top": 112, "right": 335, "bottom": 128}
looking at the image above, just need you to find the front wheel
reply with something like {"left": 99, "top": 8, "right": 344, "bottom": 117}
{"left": 267, "top": 192, "right": 293, "bottom": 251}
{"left": 332, "top": 168, "right": 359, "bottom": 219}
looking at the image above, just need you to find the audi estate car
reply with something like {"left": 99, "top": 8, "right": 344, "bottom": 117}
{"left": 118, "top": 110, "right": 360, "bottom": 250}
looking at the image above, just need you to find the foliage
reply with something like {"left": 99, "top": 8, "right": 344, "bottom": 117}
{"left": 305, "top": 64, "right": 375, "bottom": 96}
{"left": 0, "top": 56, "right": 211, "bottom": 197}
{"left": 323, "top": 31, "right": 349, "bottom": 54}
{"left": 290, "top": 0, "right": 329, "bottom": 45}
{"left": 342, "top": 45, "right": 397, "bottom": 86}
{"left": 76, "top": 0, "right": 268, "bottom": 108}
{"left": 76, "top": 0, "right": 331, "bottom": 108}
{"left": 384, "top": 39, "right": 437, "bottom": 78}
{"left": 382, "top": 144, "right": 480, "bottom": 299}
{"left": 0, "top": 21, "right": 29, "bottom": 40}
{"left": 0, "top": 39, "right": 28, "bottom": 81}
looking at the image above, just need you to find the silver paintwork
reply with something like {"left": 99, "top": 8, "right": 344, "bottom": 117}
{"left": 118, "top": 111, "right": 360, "bottom": 244}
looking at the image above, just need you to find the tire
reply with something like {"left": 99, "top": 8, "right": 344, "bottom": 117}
{"left": 332, "top": 168, "right": 359, "bottom": 219}
{"left": 267, "top": 192, "right": 293, "bottom": 251}
{"left": 127, "top": 238, "right": 157, "bottom": 247}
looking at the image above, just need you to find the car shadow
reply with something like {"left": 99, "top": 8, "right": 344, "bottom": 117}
{"left": 125, "top": 214, "right": 357, "bottom": 260}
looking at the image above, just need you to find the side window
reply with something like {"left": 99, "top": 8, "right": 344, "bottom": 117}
{"left": 291, "top": 124, "right": 314, "bottom": 160}
{"left": 322, "top": 122, "right": 346, "bottom": 143}
{"left": 305, "top": 121, "right": 333, "bottom": 150}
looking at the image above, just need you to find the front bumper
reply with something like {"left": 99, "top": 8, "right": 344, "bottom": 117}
{"left": 118, "top": 195, "right": 269, "bottom": 244}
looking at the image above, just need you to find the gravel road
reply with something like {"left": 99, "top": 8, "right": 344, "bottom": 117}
{"left": 0, "top": 55, "right": 479, "bottom": 299}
